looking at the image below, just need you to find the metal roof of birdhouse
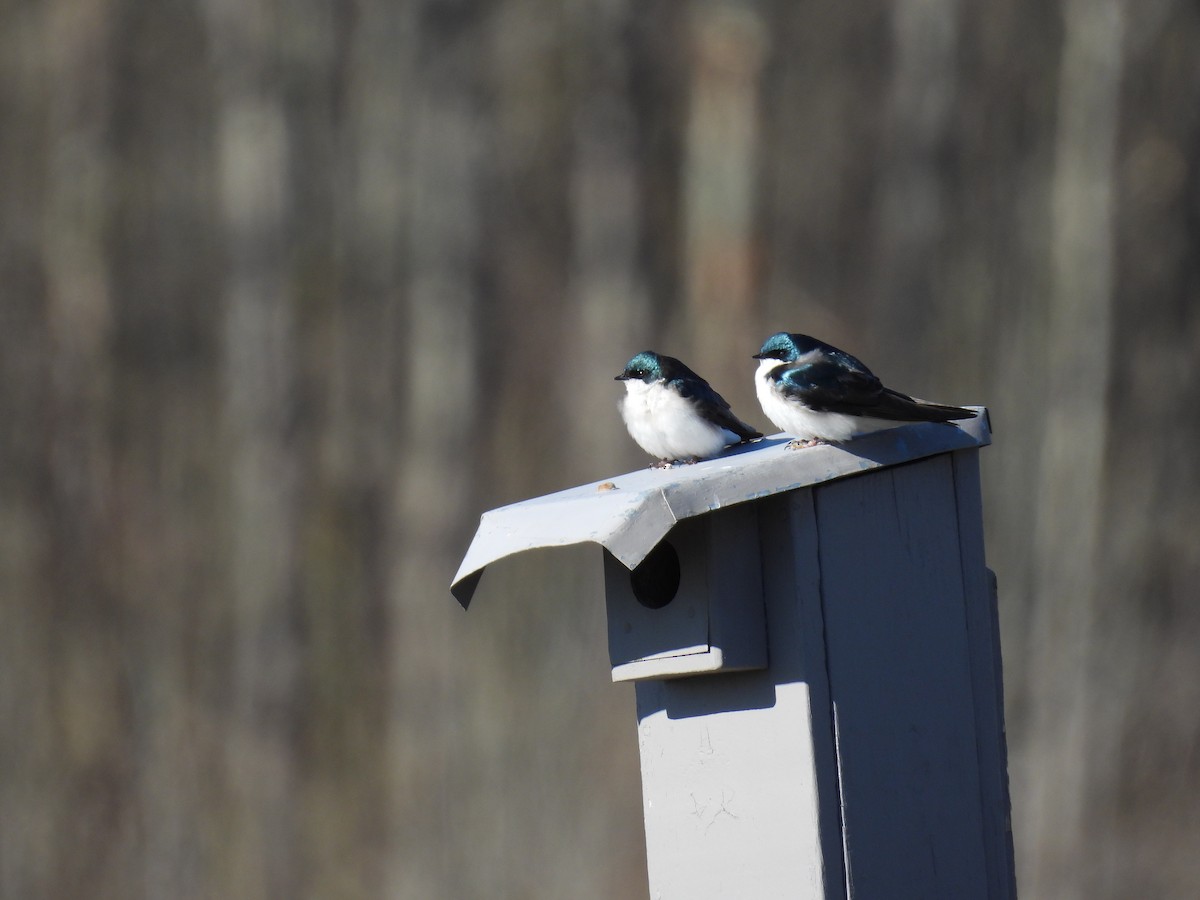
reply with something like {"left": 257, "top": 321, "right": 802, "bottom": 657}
{"left": 451, "top": 409, "right": 991, "bottom": 607}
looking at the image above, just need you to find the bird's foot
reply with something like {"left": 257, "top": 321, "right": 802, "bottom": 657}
{"left": 786, "top": 438, "right": 827, "bottom": 450}
{"left": 650, "top": 456, "right": 701, "bottom": 469}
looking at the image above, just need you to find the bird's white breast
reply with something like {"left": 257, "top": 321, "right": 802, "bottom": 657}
{"left": 620, "top": 380, "right": 737, "bottom": 461}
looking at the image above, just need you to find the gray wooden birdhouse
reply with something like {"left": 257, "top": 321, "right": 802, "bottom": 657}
{"left": 452, "top": 410, "right": 1015, "bottom": 899}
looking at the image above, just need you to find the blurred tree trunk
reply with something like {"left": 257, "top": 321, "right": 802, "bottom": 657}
{"left": 1095, "top": 3, "right": 1200, "bottom": 893}
{"left": 204, "top": 0, "right": 305, "bottom": 893}
{"left": 1020, "top": 3, "right": 1122, "bottom": 897}
{"left": 390, "top": 2, "right": 489, "bottom": 895}
{"left": 678, "top": 0, "right": 766, "bottom": 388}
{"left": 562, "top": 0, "right": 651, "bottom": 466}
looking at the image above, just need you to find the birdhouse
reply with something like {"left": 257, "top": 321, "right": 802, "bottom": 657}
{"left": 452, "top": 410, "right": 1016, "bottom": 899}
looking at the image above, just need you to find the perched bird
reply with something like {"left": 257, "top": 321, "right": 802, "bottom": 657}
{"left": 753, "top": 331, "right": 976, "bottom": 448}
{"left": 616, "top": 351, "right": 762, "bottom": 467}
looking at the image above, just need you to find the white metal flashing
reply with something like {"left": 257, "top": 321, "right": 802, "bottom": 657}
{"left": 451, "top": 408, "right": 991, "bottom": 607}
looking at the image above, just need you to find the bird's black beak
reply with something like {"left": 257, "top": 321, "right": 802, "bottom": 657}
{"left": 752, "top": 352, "right": 768, "bottom": 360}
{"left": 614, "top": 373, "right": 629, "bottom": 381}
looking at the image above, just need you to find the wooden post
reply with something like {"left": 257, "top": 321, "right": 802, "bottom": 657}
{"left": 453, "top": 411, "right": 1014, "bottom": 899}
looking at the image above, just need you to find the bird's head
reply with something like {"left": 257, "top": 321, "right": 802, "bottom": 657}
{"left": 615, "top": 351, "right": 666, "bottom": 384}
{"left": 753, "top": 332, "right": 807, "bottom": 363}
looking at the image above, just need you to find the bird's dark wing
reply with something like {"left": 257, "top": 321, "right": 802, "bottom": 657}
{"left": 806, "top": 338, "right": 877, "bottom": 379}
{"left": 672, "top": 376, "right": 762, "bottom": 441}
{"left": 773, "top": 360, "right": 885, "bottom": 413}
{"left": 773, "top": 361, "right": 975, "bottom": 423}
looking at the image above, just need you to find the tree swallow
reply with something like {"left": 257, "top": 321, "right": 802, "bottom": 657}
{"left": 753, "top": 332, "right": 976, "bottom": 448}
{"left": 616, "top": 351, "right": 762, "bottom": 467}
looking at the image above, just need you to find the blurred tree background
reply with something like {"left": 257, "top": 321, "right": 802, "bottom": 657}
{"left": 2, "top": 0, "right": 1198, "bottom": 897}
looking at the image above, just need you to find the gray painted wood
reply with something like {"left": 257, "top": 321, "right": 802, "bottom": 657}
{"left": 633, "top": 493, "right": 838, "bottom": 898}
{"left": 629, "top": 455, "right": 1016, "bottom": 899}
{"left": 952, "top": 450, "right": 1018, "bottom": 899}
{"left": 451, "top": 415, "right": 1015, "bottom": 899}
{"left": 604, "top": 516, "right": 713, "bottom": 668}
{"left": 815, "top": 455, "right": 990, "bottom": 897}
{"left": 605, "top": 503, "right": 768, "bottom": 682}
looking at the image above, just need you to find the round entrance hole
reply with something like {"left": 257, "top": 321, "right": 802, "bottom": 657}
{"left": 630, "top": 541, "right": 680, "bottom": 609}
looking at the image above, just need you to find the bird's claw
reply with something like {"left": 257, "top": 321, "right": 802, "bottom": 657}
{"left": 651, "top": 456, "right": 701, "bottom": 469}
{"left": 786, "top": 438, "right": 826, "bottom": 450}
